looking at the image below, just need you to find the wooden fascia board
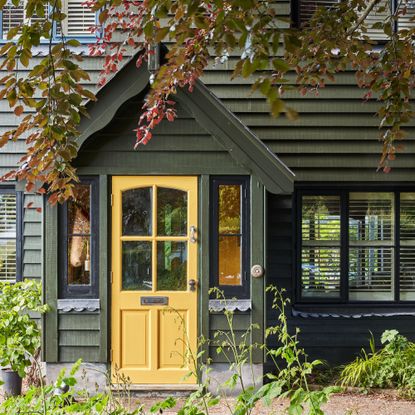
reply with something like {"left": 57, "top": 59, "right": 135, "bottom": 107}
{"left": 178, "top": 81, "right": 295, "bottom": 194}
{"left": 77, "top": 61, "right": 150, "bottom": 149}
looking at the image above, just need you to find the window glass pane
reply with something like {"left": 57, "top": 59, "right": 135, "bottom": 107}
{"left": 68, "top": 236, "right": 90, "bottom": 285}
{"left": 400, "top": 248, "right": 415, "bottom": 300}
{"left": 68, "top": 184, "right": 90, "bottom": 234}
{"left": 0, "top": 194, "right": 16, "bottom": 282}
{"left": 0, "top": 239, "right": 16, "bottom": 282}
{"left": 157, "top": 188, "right": 187, "bottom": 236}
{"left": 122, "top": 187, "right": 152, "bottom": 236}
{"left": 400, "top": 193, "right": 415, "bottom": 300}
{"left": 219, "top": 235, "right": 242, "bottom": 286}
{"left": 349, "top": 192, "right": 393, "bottom": 242}
{"left": 349, "top": 247, "right": 394, "bottom": 301}
{"left": 157, "top": 241, "right": 187, "bottom": 291}
{"left": 219, "top": 185, "right": 241, "bottom": 234}
{"left": 122, "top": 241, "right": 152, "bottom": 290}
{"left": 301, "top": 248, "right": 340, "bottom": 297}
{"left": 0, "top": 194, "right": 16, "bottom": 236}
{"left": 302, "top": 195, "right": 340, "bottom": 242}
{"left": 301, "top": 195, "right": 341, "bottom": 298}
{"left": 400, "top": 193, "right": 415, "bottom": 240}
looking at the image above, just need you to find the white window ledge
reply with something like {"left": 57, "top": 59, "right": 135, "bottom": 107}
{"left": 57, "top": 299, "right": 100, "bottom": 312}
{"left": 209, "top": 299, "right": 252, "bottom": 312}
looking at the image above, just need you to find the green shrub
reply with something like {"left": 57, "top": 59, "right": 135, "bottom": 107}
{"left": 0, "top": 280, "right": 49, "bottom": 377}
{"left": 340, "top": 329, "right": 415, "bottom": 395}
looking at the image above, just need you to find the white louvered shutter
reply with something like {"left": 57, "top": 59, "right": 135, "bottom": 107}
{"left": 348, "top": 192, "right": 394, "bottom": 301}
{"left": 2, "top": 0, "right": 49, "bottom": 38}
{"left": 0, "top": 193, "right": 16, "bottom": 282}
{"left": 297, "top": 0, "right": 340, "bottom": 27}
{"left": 2, "top": 0, "right": 24, "bottom": 38}
{"left": 397, "top": 1, "right": 415, "bottom": 31}
{"left": 63, "top": 0, "right": 96, "bottom": 36}
{"left": 362, "top": 0, "right": 389, "bottom": 41}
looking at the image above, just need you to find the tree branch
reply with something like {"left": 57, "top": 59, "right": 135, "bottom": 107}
{"left": 347, "top": 0, "right": 382, "bottom": 36}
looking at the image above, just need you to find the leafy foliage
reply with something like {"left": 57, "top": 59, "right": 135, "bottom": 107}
{"left": 340, "top": 329, "right": 415, "bottom": 396}
{"left": 0, "top": 280, "right": 49, "bottom": 377}
{"left": 0, "top": 359, "right": 141, "bottom": 414}
{"left": 0, "top": 0, "right": 413, "bottom": 199}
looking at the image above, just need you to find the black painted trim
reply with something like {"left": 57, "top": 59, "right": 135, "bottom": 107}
{"left": 58, "top": 176, "right": 99, "bottom": 298}
{"left": 210, "top": 176, "right": 250, "bottom": 299}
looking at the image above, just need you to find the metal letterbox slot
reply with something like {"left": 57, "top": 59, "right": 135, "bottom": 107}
{"left": 140, "top": 296, "right": 169, "bottom": 306}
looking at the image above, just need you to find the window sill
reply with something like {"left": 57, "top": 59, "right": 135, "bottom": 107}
{"left": 57, "top": 298, "right": 100, "bottom": 313}
{"left": 209, "top": 299, "right": 252, "bottom": 312}
{"left": 292, "top": 304, "right": 415, "bottom": 318}
{"left": 0, "top": 37, "right": 97, "bottom": 45}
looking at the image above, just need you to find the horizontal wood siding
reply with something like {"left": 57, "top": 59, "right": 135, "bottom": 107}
{"left": 200, "top": 0, "right": 415, "bottom": 182}
{"left": 266, "top": 193, "right": 415, "bottom": 366}
{"left": 58, "top": 313, "right": 101, "bottom": 362}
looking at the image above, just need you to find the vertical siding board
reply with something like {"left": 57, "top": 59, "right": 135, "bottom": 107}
{"left": 43, "top": 201, "right": 58, "bottom": 362}
{"left": 199, "top": 175, "right": 210, "bottom": 362}
{"left": 251, "top": 177, "right": 265, "bottom": 362}
{"left": 99, "top": 175, "right": 108, "bottom": 363}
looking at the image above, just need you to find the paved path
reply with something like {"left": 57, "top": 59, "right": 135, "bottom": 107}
{"left": 136, "top": 393, "right": 415, "bottom": 415}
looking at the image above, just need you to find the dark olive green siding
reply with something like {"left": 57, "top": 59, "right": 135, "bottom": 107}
{"left": 51, "top": 92, "right": 265, "bottom": 364}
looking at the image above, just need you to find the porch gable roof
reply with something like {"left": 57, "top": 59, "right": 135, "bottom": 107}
{"left": 78, "top": 57, "right": 295, "bottom": 194}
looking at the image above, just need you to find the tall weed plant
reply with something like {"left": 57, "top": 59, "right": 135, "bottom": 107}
{"left": 0, "top": 286, "right": 337, "bottom": 414}
{"left": 340, "top": 329, "right": 415, "bottom": 396}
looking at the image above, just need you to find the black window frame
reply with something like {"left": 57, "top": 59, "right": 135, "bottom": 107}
{"left": 58, "top": 176, "right": 99, "bottom": 299}
{"left": 0, "top": 186, "right": 23, "bottom": 282}
{"left": 210, "top": 176, "right": 250, "bottom": 299}
{"left": 295, "top": 185, "right": 415, "bottom": 305}
{"left": 292, "top": 0, "right": 402, "bottom": 35}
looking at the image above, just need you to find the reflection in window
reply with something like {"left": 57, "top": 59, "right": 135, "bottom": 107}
{"left": 157, "top": 241, "right": 187, "bottom": 291}
{"left": 301, "top": 195, "right": 341, "bottom": 298}
{"left": 67, "top": 184, "right": 91, "bottom": 285}
{"left": 0, "top": 193, "right": 17, "bottom": 281}
{"left": 122, "top": 241, "right": 152, "bottom": 291}
{"left": 348, "top": 193, "right": 394, "bottom": 301}
{"left": 122, "top": 187, "right": 152, "bottom": 236}
{"left": 218, "top": 185, "right": 242, "bottom": 286}
{"left": 157, "top": 188, "right": 187, "bottom": 236}
{"left": 400, "top": 193, "right": 415, "bottom": 300}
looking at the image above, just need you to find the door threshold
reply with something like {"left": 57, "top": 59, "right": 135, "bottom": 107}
{"left": 112, "top": 384, "right": 199, "bottom": 392}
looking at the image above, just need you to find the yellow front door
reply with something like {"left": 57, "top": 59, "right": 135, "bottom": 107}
{"left": 111, "top": 176, "right": 198, "bottom": 385}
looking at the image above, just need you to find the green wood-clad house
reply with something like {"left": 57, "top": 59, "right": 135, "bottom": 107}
{"left": 1, "top": 0, "right": 415, "bottom": 389}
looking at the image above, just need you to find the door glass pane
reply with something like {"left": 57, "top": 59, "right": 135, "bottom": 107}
{"left": 122, "top": 188, "right": 152, "bottom": 236}
{"left": 68, "top": 236, "right": 90, "bottom": 285}
{"left": 219, "top": 235, "right": 241, "bottom": 286}
{"left": 157, "top": 241, "right": 187, "bottom": 291}
{"left": 122, "top": 241, "right": 152, "bottom": 290}
{"left": 219, "top": 185, "right": 241, "bottom": 234}
{"left": 157, "top": 188, "right": 187, "bottom": 236}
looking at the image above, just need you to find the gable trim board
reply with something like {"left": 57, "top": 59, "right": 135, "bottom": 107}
{"left": 77, "top": 55, "right": 294, "bottom": 194}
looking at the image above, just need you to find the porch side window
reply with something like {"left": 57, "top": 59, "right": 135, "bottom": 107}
{"left": 210, "top": 176, "right": 250, "bottom": 298}
{"left": 0, "top": 188, "right": 22, "bottom": 282}
{"left": 59, "top": 177, "right": 99, "bottom": 298}
{"left": 298, "top": 189, "right": 415, "bottom": 303}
